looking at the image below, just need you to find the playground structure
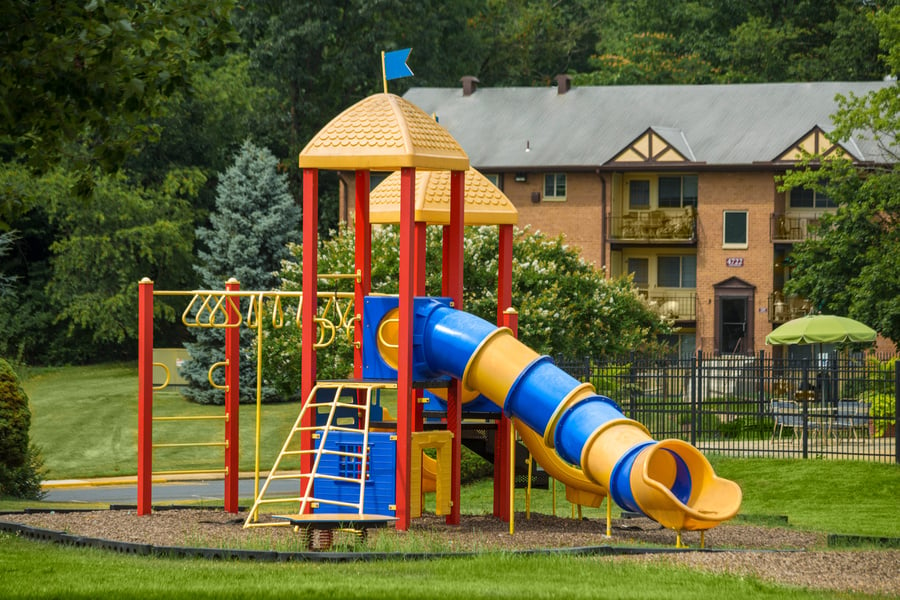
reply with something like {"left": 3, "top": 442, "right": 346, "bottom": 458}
{"left": 137, "top": 91, "right": 742, "bottom": 544}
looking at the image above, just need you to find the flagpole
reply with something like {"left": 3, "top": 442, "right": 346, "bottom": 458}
{"left": 381, "top": 51, "right": 388, "bottom": 94}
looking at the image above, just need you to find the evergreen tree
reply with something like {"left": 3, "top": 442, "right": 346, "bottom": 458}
{"left": 181, "top": 141, "right": 300, "bottom": 404}
{"left": 0, "top": 358, "right": 45, "bottom": 499}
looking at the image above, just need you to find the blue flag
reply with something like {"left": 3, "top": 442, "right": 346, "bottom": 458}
{"left": 384, "top": 48, "right": 414, "bottom": 81}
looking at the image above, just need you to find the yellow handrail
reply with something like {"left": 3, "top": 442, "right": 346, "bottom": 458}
{"left": 208, "top": 361, "right": 229, "bottom": 391}
{"left": 153, "top": 415, "right": 227, "bottom": 422}
{"left": 152, "top": 362, "right": 170, "bottom": 391}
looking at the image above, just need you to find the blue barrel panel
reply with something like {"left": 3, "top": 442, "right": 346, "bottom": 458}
{"left": 420, "top": 301, "right": 497, "bottom": 377}
{"left": 608, "top": 441, "right": 655, "bottom": 514}
{"left": 503, "top": 356, "right": 579, "bottom": 435}
{"left": 554, "top": 396, "right": 626, "bottom": 466}
{"left": 664, "top": 448, "right": 692, "bottom": 505}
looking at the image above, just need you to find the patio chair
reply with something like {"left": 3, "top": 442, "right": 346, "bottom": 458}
{"left": 833, "top": 401, "right": 871, "bottom": 440}
{"left": 771, "top": 400, "right": 805, "bottom": 441}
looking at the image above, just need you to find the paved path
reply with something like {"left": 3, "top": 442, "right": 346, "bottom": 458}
{"left": 41, "top": 475, "right": 299, "bottom": 505}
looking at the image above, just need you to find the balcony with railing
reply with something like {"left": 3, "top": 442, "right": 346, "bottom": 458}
{"left": 768, "top": 292, "right": 812, "bottom": 323}
{"left": 609, "top": 208, "right": 697, "bottom": 244}
{"left": 771, "top": 213, "right": 825, "bottom": 243}
{"left": 639, "top": 289, "right": 697, "bottom": 321}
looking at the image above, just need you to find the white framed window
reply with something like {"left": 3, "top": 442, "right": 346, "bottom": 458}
{"left": 544, "top": 173, "right": 566, "bottom": 200}
{"left": 657, "top": 255, "right": 697, "bottom": 288}
{"left": 723, "top": 210, "right": 748, "bottom": 249}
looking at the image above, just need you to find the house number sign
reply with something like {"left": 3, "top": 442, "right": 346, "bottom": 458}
{"left": 725, "top": 257, "right": 744, "bottom": 267}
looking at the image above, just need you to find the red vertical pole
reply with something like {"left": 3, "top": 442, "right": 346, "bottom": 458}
{"left": 396, "top": 167, "right": 416, "bottom": 531}
{"left": 301, "top": 168, "right": 319, "bottom": 508}
{"left": 137, "top": 278, "right": 154, "bottom": 515}
{"left": 441, "top": 225, "right": 451, "bottom": 295}
{"left": 354, "top": 170, "right": 371, "bottom": 381}
{"left": 413, "top": 221, "right": 427, "bottom": 432}
{"left": 446, "top": 169, "right": 465, "bottom": 525}
{"left": 494, "top": 224, "right": 514, "bottom": 519}
{"left": 223, "top": 278, "right": 240, "bottom": 513}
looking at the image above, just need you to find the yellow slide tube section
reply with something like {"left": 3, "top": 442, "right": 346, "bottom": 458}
{"left": 515, "top": 423, "right": 606, "bottom": 508}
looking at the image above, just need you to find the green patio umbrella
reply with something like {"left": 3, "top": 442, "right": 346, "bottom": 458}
{"left": 765, "top": 314, "right": 877, "bottom": 345}
{"left": 766, "top": 314, "right": 877, "bottom": 405}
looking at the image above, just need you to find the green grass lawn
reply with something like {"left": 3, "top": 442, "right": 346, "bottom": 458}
{"left": 0, "top": 533, "right": 863, "bottom": 600}
{"left": 22, "top": 363, "right": 304, "bottom": 479}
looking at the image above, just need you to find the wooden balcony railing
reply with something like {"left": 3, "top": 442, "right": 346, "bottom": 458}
{"left": 609, "top": 209, "right": 696, "bottom": 243}
{"left": 768, "top": 292, "right": 812, "bottom": 323}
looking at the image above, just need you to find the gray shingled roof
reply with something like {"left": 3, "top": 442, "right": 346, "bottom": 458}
{"left": 403, "top": 82, "right": 895, "bottom": 170}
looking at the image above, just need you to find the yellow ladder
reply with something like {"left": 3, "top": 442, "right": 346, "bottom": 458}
{"left": 243, "top": 381, "right": 396, "bottom": 528}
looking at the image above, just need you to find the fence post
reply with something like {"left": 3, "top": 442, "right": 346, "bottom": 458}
{"left": 137, "top": 278, "right": 153, "bottom": 516}
{"left": 628, "top": 351, "right": 637, "bottom": 418}
{"left": 895, "top": 363, "right": 899, "bottom": 465}
{"left": 757, "top": 350, "right": 766, "bottom": 417}
{"left": 691, "top": 351, "right": 699, "bottom": 446}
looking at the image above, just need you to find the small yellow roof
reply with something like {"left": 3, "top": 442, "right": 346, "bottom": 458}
{"left": 298, "top": 93, "right": 469, "bottom": 171}
{"left": 369, "top": 168, "right": 518, "bottom": 226}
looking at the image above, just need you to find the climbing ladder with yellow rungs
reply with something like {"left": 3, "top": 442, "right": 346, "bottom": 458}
{"left": 243, "top": 380, "right": 396, "bottom": 528}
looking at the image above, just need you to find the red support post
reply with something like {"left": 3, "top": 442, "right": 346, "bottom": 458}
{"left": 446, "top": 169, "right": 465, "bottom": 525}
{"left": 137, "top": 278, "right": 154, "bottom": 515}
{"left": 441, "top": 225, "right": 451, "bottom": 296}
{"left": 494, "top": 225, "right": 514, "bottom": 519}
{"left": 497, "top": 224, "right": 513, "bottom": 326}
{"left": 223, "top": 278, "right": 240, "bottom": 513}
{"left": 396, "top": 167, "right": 416, "bottom": 531}
{"left": 354, "top": 170, "right": 371, "bottom": 381}
{"left": 301, "top": 168, "right": 319, "bottom": 508}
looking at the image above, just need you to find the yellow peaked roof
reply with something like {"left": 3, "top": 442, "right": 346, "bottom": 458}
{"left": 298, "top": 93, "right": 469, "bottom": 171}
{"left": 369, "top": 167, "right": 518, "bottom": 226}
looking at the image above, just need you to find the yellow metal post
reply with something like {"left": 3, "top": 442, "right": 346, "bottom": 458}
{"left": 508, "top": 419, "right": 515, "bottom": 535}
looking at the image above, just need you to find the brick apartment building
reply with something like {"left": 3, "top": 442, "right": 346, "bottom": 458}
{"left": 344, "top": 78, "right": 894, "bottom": 357}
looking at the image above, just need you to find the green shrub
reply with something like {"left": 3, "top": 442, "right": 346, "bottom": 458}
{"left": 870, "top": 392, "right": 896, "bottom": 437}
{"left": 0, "top": 358, "right": 45, "bottom": 499}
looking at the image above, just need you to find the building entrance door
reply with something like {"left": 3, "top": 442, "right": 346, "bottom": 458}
{"left": 720, "top": 297, "right": 748, "bottom": 354}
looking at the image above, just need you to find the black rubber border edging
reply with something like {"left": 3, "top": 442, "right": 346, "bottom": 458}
{"left": 0, "top": 506, "right": 803, "bottom": 563}
{"left": 0, "top": 514, "right": 733, "bottom": 562}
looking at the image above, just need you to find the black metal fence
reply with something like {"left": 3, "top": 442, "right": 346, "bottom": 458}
{"left": 556, "top": 351, "right": 899, "bottom": 464}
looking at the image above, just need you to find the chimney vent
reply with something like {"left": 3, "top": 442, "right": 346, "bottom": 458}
{"left": 461, "top": 76, "right": 480, "bottom": 96}
{"left": 555, "top": 74, "right": 572, "bottom": 95}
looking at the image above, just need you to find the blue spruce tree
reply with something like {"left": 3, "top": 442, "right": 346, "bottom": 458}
{"left": 181, "top": 141, "right": 300, "bottom": 404}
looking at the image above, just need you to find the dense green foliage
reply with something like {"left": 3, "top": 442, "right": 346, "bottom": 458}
{"left": 263, "top": 224, "right": 669, "bottom": 399}
{"left": 0, "top": 165, "right": 199, "bottom": 362}
{"left": 0, "top": 0, "right": 237, "bottom": 177}
{"left": 577, "top": 0, "right": 890, "bottom": 85}
{"left": 782, "top": 7, "right": 900, "bottom": 343}
{"left": 181, "top": 141, "right": 301, "bottom": 405}
{"left": 0, "top": 359, "right": 43, "bottom": 499}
